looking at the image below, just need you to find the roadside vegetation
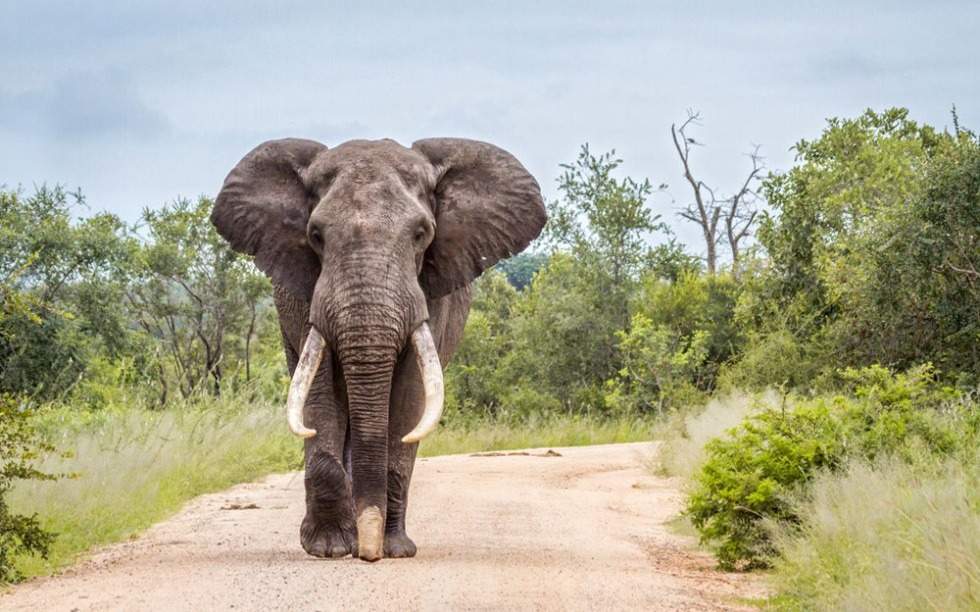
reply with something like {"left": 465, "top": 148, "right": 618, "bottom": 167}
{"left": 2, "top": 107, "right": 978, "bottom": 609}
{"left": 8, "top": 391, "right": 650, "bottom": 580}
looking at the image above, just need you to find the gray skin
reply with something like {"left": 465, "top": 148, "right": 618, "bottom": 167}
{"left": 211, "top": 138, "right": 546, "bottom": 560}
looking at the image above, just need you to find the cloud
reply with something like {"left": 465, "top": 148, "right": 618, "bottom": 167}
{"left": 0, "top": 69, "right": 170, "bottom": 141}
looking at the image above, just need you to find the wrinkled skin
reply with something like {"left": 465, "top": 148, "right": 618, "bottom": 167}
{"left": 211, "top": 138, "right": 545, "bottom": 560}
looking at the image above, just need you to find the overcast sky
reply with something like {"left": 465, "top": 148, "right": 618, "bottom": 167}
{"left": 2, "top": 1, "right": 978, "bottom": 250}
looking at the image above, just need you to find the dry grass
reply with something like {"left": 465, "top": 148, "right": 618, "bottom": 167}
{"left": 770, "top": 457, "right": 980, "bottom": 612}
{"left": 653, "top": 391, "right": 773, "bottom": 481}
{"left": 420, "top": 411, "right": 654, "bottom": 457}
{"left": 8, "top": 399, "right": 301, "bottom": 579}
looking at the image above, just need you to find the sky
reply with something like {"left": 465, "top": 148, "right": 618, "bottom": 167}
{"left": 2, "top": 1, "right": 978, "bottom": 251}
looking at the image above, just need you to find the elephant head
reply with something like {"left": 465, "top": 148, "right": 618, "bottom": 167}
{"left": 211, "top": 137, "right": 545, "bottom": 558}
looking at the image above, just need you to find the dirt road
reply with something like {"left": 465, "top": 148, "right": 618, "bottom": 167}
{"left": 2, "top": 442, "right": 761, "bottom": 611}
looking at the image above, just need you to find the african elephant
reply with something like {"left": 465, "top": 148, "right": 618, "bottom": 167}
{"left": 211, "top": 138, "right": 546, "bottom": 561}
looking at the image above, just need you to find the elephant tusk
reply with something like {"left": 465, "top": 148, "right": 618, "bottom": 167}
{"left": 401, "top": 322, "right": 444, "bottom": 444}
{"left": 286, "top": 327, "right": 325, "bottom": 438}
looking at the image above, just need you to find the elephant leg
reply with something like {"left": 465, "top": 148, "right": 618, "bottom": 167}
{"left": 300, "top": 354, "right": 357, "bottom": 558}
{"left": 275, "top": 288, "right": 356, "bottom": 558}
{"left": 383, "top": 287, "right": 472, "bottom": 558}
{"left": 384, "top": 353, "right": 423, "bottom": 558}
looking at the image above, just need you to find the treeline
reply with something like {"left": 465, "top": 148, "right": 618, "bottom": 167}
{"left": 447, "top": 108, "right": 980, "bottom": 419}
{"left": 0, "top": 191, "right": 284, "bottom": 408}
{"left": 2, "top": 107, "right": 977, "bottom": 418}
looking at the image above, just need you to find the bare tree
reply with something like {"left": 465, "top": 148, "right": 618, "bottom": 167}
{"left": 724, "top": 146, "right": 764, "bottom": 277}
{"left": 671, "top": 111, "right": 721, "bottom": 274}
{"left": 670, "top": 110, "right": 764, "bottom": 276}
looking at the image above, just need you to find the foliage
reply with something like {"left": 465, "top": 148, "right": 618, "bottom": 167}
{"left": 686, "top": 365, "right": 975, "bottom": 569}
{"left": 0, "top": 267, "right": 58, "bottom": 583}
{"left": 644, "top": 239, "right": 703, "bottom": 282}
{"left": 0, "top": 396, "right": 57, "bottom": 584}
{"left": 444, "top": 271, "right": 518, "bottom": 415}
{"left": 449, "top": 145, "right": 682, "bottom": 416}
{"left": 654, "top": 391, "right": 768, "bottom": 482}
{"left": 546, "top": 144, "right": 667, "bottom": 331}
{"left": 0, "top": 186, "right": 276, "bottom": 409}
{"left": 0, "top": 187, "right": 135, "bottom": 399}
{"left": 503, "top": 254, "right": 623, "bottom": 409}
{"left": 493, "top": 252, "right": 548, "bottom": 290}
{"left": 129, "top": 197, "right": 270, "bottom": 400}
{"left": 687, "top": 397, "right": 844, "bottom": 568}
{"left": 604, "top": 312, "right": 708, "bottom": 414}
{"left": 751, "top": 108, "right": 980, "bottom": 382}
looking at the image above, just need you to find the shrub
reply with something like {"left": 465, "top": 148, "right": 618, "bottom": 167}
{"left": 0, "top": 396, "right": 57, "bottom": 583}
{"left": 686, "top": 365, "right": 975, "bottom": 569}
{"left": 604, "top": 312, "right": 709, "bottom": 414}
{"left": 687, "top": 399, "right": 845, "bottom": 568}
{"left": 716, "top": 327, "right": 811, "bottom": 391}
{"left": 655, "top": 391, "right": 770, "bottom": 481}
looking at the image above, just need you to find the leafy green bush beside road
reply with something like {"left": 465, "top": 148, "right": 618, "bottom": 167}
{"left": 687, "top": 365, "right": 975, "bottom": 570}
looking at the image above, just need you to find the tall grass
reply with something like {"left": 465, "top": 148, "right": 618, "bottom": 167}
{"left": 9, "top": 396, "right": 301, "bottom": 579}
{"left": 653, "top": 391, "right": 771, "bottom": 481}
{"left": 771, "top": 457, "right": 980, "bottom": 612}
{"left": 8, "top": 393, "right": 653, "bottom": 581}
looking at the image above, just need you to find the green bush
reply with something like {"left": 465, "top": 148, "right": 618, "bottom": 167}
{"left": 604, "top": 312, "right": 708, "bottom": 414}
{"left": 687, "top": 364, "right": 975, "bottom": 569}
{"left": 687, "top": 399, "right": 845, "bottom": 568}
{"left": 716, "top": 327, "right": 811, "bottom": 391}
{"left": 0, "top": 396, "right": 57, "bottom": 583}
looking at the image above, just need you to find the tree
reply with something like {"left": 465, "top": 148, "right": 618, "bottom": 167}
{"left": 546, "top": 144, "right": 667, "bottom": 330}
{"left": 670, "top": 111, "right": 763, "bottom": 276}
{"left": 722, "top": 146, "right": 763, "bottom": 278}
{"left": 444, "top": 270, "right": 519, "bottom": 415}
{"left": 753, "top": 107, "right": 980, "bottom": 379}
{"left": 0, "top": 186, "right": 135, "bottom": 399}
{"left": 127, "top": 197, "right": 270, "bottom": 400}
{"left": 493, "top": 252, "right": 548, "bottom": 290}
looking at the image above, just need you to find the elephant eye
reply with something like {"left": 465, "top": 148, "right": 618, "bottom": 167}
{"left": 309, "top": 228, "right": 323, "bottom": 248}
{"left": 414, "top": 225, "right": 428, "bottom": 244}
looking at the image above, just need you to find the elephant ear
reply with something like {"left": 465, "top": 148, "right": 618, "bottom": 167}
{"left": 211, "top": 138, "right": 327, "bottom": 300}
{"left": 412, "top": 138, "right": 547, "bottom": 298}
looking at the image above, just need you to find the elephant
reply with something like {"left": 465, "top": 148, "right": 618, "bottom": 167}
{"left": 211, "top": 137, "right": 546, "bottom": 561}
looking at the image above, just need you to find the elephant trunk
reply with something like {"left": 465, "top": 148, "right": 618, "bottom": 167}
{"left": 284, "top": 322, "right": 444, "bottom": 443}
{"left": 338, "top": 327, "right": 397, "bottom": 562}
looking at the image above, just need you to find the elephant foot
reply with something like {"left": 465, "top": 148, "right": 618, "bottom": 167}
{"left": 300, "top": 514, "right": 356, "bottom": 558}
{"left": 383, "top": 531, "right": 418, "bottom": 558}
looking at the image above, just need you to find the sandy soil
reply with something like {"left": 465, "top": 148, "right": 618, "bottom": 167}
{"left": 2, "top": 442, "right": 763, "bottom": 611}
